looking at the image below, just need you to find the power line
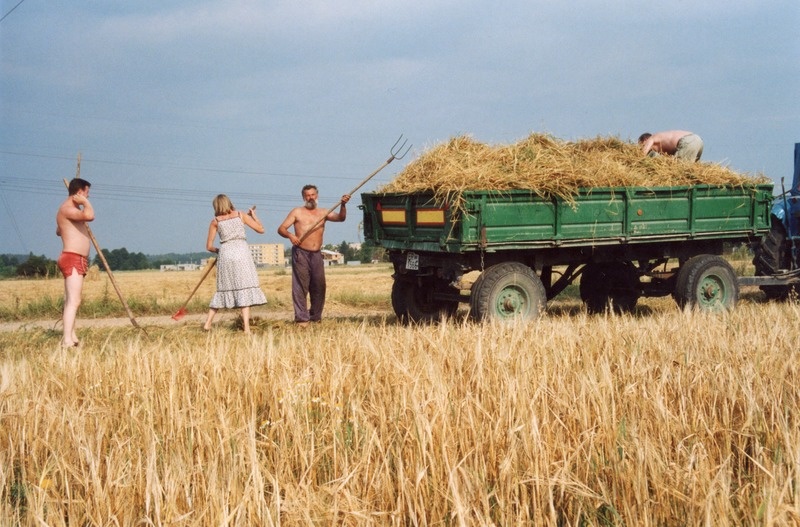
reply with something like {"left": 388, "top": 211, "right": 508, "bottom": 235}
{"left": 0, "top": 175, "right": 303, "bottom": 203}
{"left": 0, "top": 184, "right": 28, "bottom": 252}
{"left": 0, "top": 176, "right": 374, "bottom": 218}
{"left": 0, "top": 0, "right": 27, "bottom": 23}
{"left": 0, "top": 149, "right": 375, "bottom": 182}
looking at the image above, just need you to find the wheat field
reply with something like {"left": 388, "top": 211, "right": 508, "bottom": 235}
{"left": 1, "top": 265, "right": 798, "bottom": 525}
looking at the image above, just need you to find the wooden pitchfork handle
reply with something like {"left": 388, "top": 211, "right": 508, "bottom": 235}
{"left": 62, "top": 176, "right": 145, "bottom": 334}
{"left": 298, "top": 135, "right": 411, "bottom": 243}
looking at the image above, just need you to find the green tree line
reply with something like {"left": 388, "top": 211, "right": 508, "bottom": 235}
{"left": 0, "top": 249, "right": 172, "bottom": 277}
{"left": 1, "top": 242, "right": 387, "bottom": 278}
{"left": 324, "top": 240, "right": 386, "bottom": 264}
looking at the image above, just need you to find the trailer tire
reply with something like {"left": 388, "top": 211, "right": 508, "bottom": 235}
{"left": 469, "top": 262, "right": 546, "bottom": 322}
{"left": 391, "top": 278, "right": 459, "bottom": 324}
{"left": 579, "top": 262, "right": 640, "bottom": 314}
{"left": 753, "top": 218, "right": 798, "bottom": 300}
{"left": 673, "top": 255, "right": 738, "bottom": 310}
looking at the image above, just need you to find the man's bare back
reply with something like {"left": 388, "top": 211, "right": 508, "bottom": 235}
{"left": 639, "top": 130, "right": 691, "bottom": 155}
{"left": 638, "top": 130, "right": 704, "bottom": 162}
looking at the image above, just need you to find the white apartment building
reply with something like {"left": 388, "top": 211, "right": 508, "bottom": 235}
{"left": 249, "top": 243, "right": 285, "bottom": 267}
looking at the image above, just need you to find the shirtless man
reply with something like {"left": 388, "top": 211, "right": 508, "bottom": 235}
{"left": 56, "top": 178, "right": 95, "bottom": 347}
{"left": 277, "top": 185, "right": 350, "bottom": 325}
{"left": 638, "top": 130, "right": 704, "bottom": 161}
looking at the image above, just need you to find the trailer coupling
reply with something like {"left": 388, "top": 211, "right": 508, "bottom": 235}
{"left": 738, "top": 268, "right": 800, "bottom": 287}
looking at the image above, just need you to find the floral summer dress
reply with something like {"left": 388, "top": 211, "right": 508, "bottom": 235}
{"left": 209, "top": 213, "right": 267, "bottom": 309}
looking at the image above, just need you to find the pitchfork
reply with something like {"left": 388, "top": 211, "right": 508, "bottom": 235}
{"left": 298, "top": 135, "right": 412, "bottom": 243}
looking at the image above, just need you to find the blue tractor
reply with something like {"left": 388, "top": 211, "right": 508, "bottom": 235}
{"left": 752, "top": 143, "right": 800, "bottom": 298}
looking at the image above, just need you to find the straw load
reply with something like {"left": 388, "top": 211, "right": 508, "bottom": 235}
{"left": 377, "top": 134, "right": 769, "bottom": 205}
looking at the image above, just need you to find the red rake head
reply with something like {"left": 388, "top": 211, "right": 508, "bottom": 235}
{"left": 171, "top": 307, "right": 187, "bottom": 321}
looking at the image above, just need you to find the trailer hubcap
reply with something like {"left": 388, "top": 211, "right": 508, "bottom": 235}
{"left": 698, "top": 275, "right": 726, "bottom": 307}
{"left": 497, "top": 287, "right": 527, "bottom": 316}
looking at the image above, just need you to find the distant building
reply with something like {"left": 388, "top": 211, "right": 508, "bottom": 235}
{"left": 321, "top": 249, "right": 344, "bottom": 265}
{"left": 249, "top": 243, "right": 285, "bottom": 267}
{"left": 160, "top": 263, "right": 200, "bottom": 272}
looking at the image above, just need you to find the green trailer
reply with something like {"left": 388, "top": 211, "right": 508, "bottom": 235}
{"left": 361, "top": 183, "right": 779, "bottom": 322}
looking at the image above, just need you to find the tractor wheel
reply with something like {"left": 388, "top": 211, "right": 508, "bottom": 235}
{"left": 753, "top": 218, "right": 798, "bottom": 300}
{"left": 469, "top": 262, "right": 546, "bottom": 322}
{"left": 673, "top": 255, "right": 738, "bottom": 311}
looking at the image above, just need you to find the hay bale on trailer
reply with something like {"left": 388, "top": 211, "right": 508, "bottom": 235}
{"left": 378, "top": 134, "right": 768, "bottom": 207}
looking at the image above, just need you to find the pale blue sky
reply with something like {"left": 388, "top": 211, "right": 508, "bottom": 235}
{"left": 2, "top": 0, "right": 798, "bottom": 257}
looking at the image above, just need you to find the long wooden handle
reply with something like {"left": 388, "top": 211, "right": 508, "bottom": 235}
{"left": 62, "top": 177, "right": 144, "bottom": 332}
{"left": 178, "top": 257, "right": 217, "bottom": 310}
{"left": 298, "top": 154, "right": 397, "bottom": 243}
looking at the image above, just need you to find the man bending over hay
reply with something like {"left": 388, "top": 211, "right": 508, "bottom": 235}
{"left": 638, "top": 130, "right": 704, "bottom": 161}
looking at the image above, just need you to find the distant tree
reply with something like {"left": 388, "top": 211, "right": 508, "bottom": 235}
{"left": 0, "top": 254, "right": 20, "bottom": 278}
{"left": 15, "top": 253, "right": 57, "bottom": 278}
{"left": 0, "top": 254, "right": 19, "bottom": 267}
{"left": 95, "top": 248, "right": 150, "bottom": 271}
{"left": 318, "top": 241, "right": 387, "bottom": 263}
{"left": 357, "top": 240, "right": 387, "bottom": 263}
{"left": 336, "top": 241, "right": 357, "bottom": 262}
{"left": 129, "top": 251, "right": 149, "bottom": 270}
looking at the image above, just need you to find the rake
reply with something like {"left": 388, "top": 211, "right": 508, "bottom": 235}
{"left": 172, "top": 257, "right": 217, "bottom": 321}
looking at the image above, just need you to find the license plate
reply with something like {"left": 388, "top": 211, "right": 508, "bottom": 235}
{"left": 405, "top": 252, "right": 419, "bottom": 271}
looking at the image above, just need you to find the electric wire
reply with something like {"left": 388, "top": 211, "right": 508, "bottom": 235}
{"left": 0, "top": 175, "right": 332, "bottom": 206}
{"left": 0, "top": 184, "right": 28, "bottom": 252}
{"left": 0, "top": 175, "right": 389, "bottom": 220}
{"left": 0, "top": 0, "right": 27, "bottom": 23}
{"left": 0, "top": 149, "right": 380, "bottom": 182}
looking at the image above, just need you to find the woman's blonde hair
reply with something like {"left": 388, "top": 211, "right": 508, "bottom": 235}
{"left": 212, "top": 194, "right": 234, "bottom": 216}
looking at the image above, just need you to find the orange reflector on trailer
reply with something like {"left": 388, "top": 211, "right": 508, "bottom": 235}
{"left": 416, "top": 208, "right": 446, "bottom": 226}
{"left": 380, "top": 209, "right": 407, "bottom": 224}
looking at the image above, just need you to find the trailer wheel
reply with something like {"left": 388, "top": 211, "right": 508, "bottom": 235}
{"left": 673, "top": 255, "right": 738, "bottom": 310}
{"left": 579, "top": 262, "right": 640, "bottom": 314}
{"left": 391, "top": 278, "right": 459, "bottom": 324}
{"left": 753, "top": 218, "right": 798, "bottom": 300}
{"left": 469, "top": 262, "right": 546, "bottom": 322}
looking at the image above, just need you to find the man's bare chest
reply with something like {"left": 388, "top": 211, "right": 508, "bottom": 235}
{"left": 298, "top": 210, "right": 328, "bottom": 228}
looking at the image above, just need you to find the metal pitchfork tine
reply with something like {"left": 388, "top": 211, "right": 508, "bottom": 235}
{"left": 298, "top": 134, "right": 412, "bottom": 243}
{"left": 388, "top": 134, "right": 412, "bottom": 162}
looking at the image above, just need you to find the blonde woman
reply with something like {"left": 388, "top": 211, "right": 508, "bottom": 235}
{"left": 204, "top": 194, "right": 267, "bottom": 333}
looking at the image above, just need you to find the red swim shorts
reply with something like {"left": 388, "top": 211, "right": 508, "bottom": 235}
{"left": 58, "top": 252, "right": 89, "bottom": 278}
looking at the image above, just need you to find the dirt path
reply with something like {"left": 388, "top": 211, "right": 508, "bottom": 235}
{"left": 0, "top": 313, "right": 234, "bottom": 333}
{"left": 0, "top": 306, "right": 394, "bottom": 333}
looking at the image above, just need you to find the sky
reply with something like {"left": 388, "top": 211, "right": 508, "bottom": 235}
{"left": 1, "top": 0, "right": 799, "bottom": 259}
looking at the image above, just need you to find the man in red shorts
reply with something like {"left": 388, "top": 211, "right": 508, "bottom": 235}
{"left": 56, "top": 178, "right": 94, "bottom": 347}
